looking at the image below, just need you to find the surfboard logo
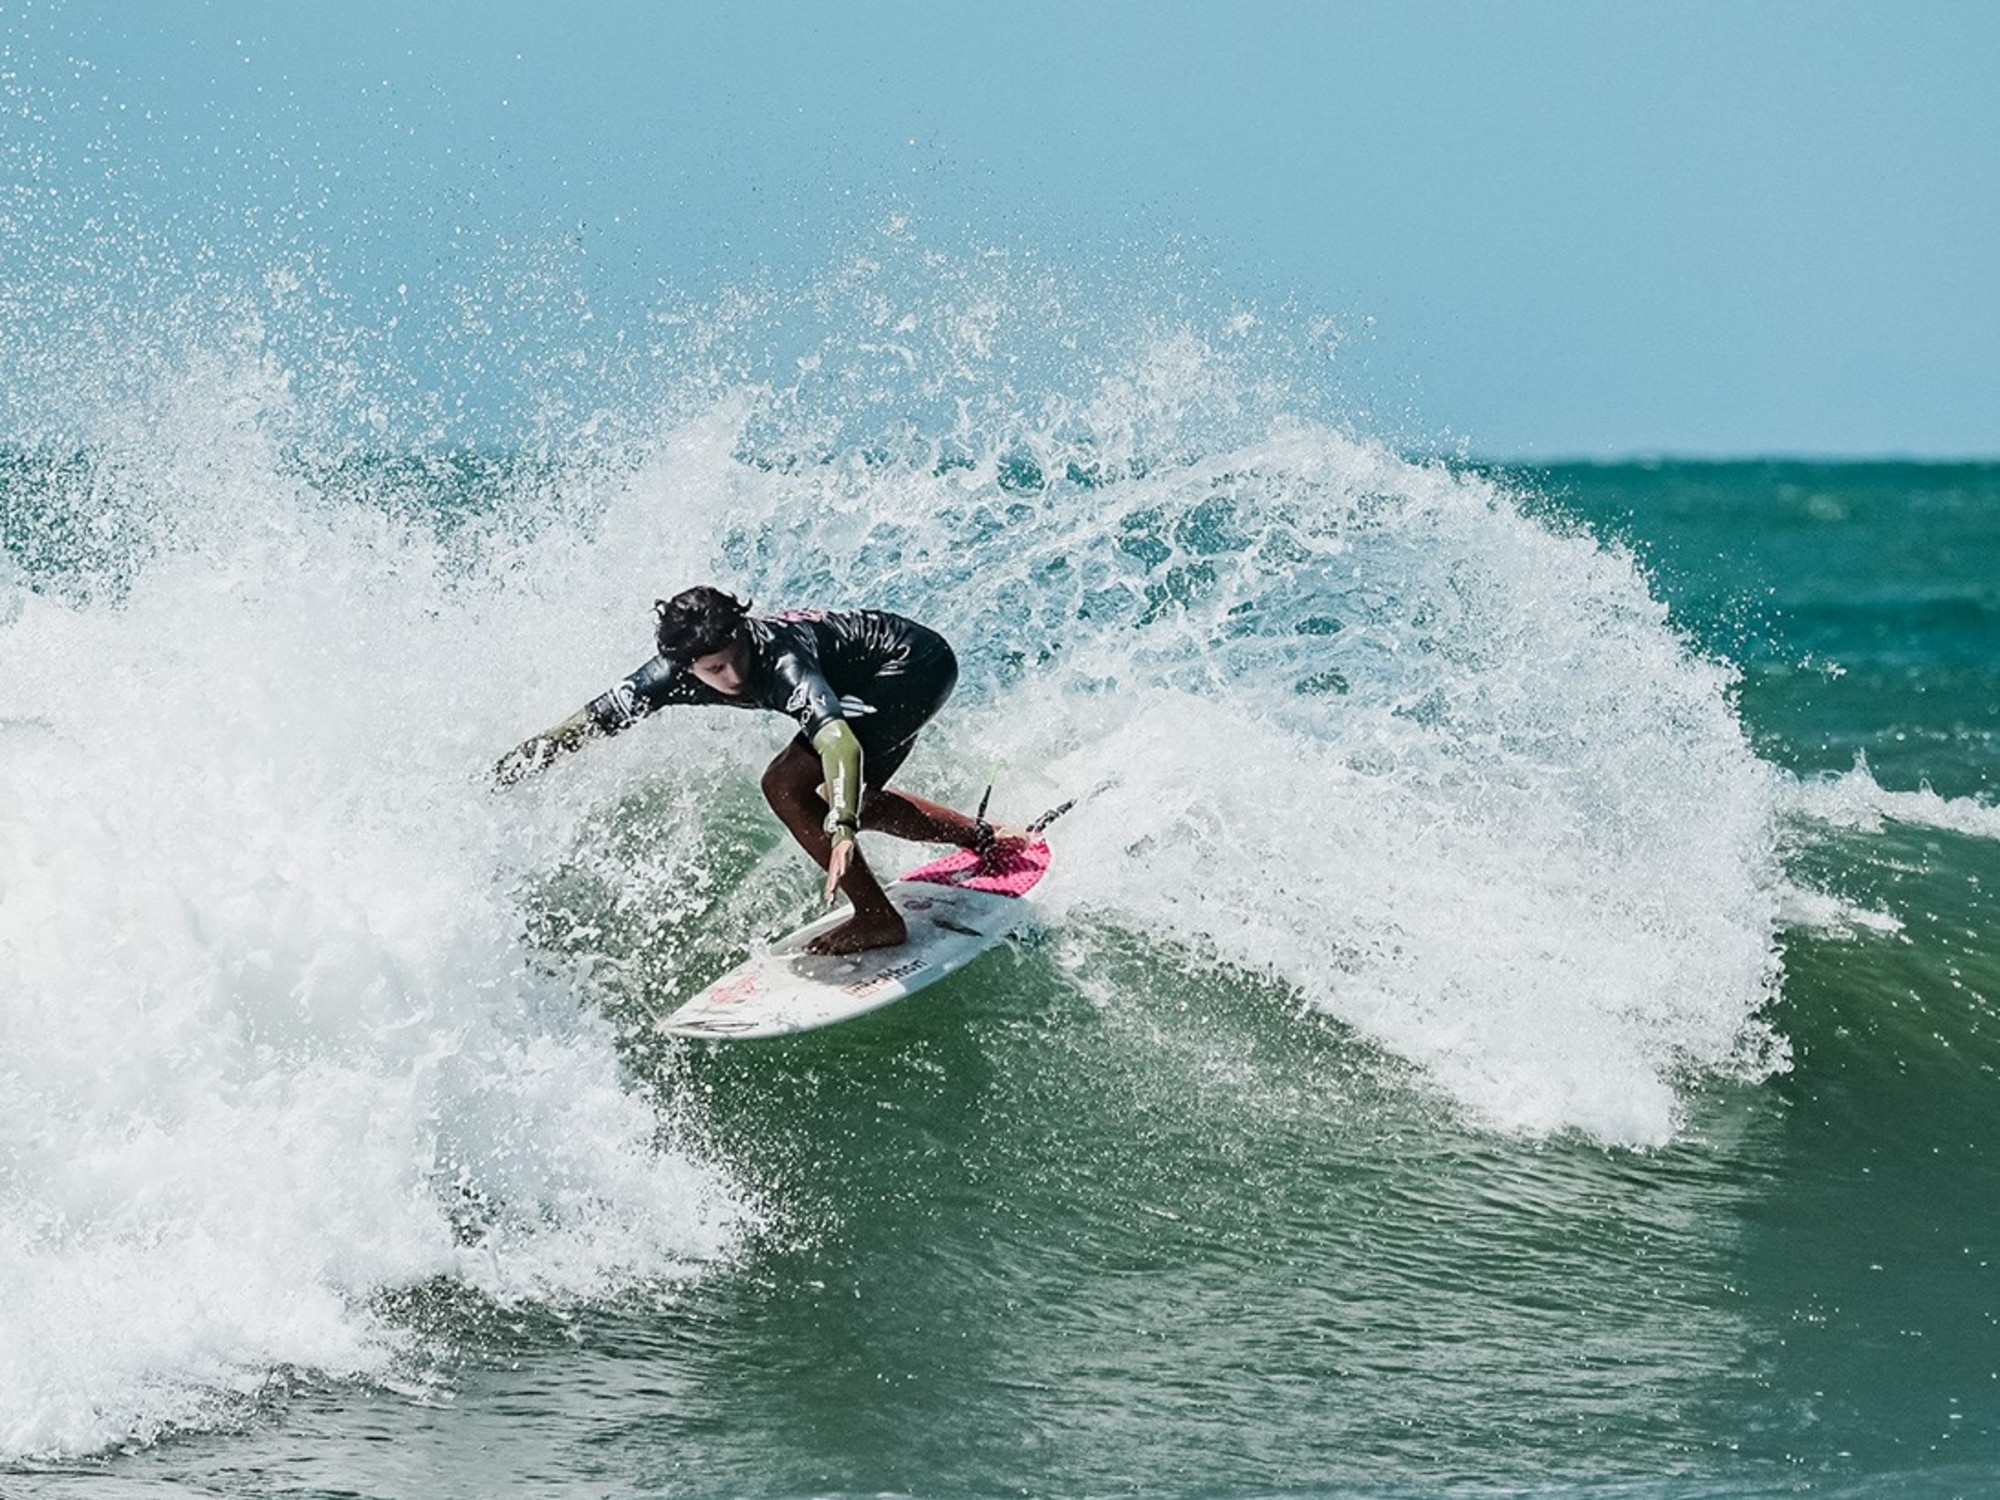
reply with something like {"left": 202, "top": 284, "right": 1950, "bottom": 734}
{"left": 842, "top": 957, "right": 926, "bottom": 998}
{"left": 706, "top": 970, "right": 763, "bottom": 1008}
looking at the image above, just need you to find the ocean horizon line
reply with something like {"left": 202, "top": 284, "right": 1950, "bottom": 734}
{"left": 1468, "top": 449, "right": 2000, "bottom": 469}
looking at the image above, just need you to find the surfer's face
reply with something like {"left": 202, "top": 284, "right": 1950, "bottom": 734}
{"left": 688, "top": 636, "right": 750, "bottom": 697}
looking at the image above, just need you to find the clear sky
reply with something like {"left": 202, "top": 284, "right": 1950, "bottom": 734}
{"left": 4, "top": 0, "right": 1996, "bottom": 457}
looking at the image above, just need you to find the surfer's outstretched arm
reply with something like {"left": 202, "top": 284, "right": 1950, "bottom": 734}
{"left": 492, "top": 706, "right": 605, "bottom": 787}
{"left": 494, "top": 653, "right": 694, "bottom": 787}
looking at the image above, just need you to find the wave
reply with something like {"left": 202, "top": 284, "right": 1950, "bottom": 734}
{"left": 1, "top": 246, "right": 1798, "bottom": 1456}
{"left": 489, "top": 376, "right": 1793, "bottom": 1155}
{"left": 0, "top": 371, "right": 751, "bottom": 1459}
{"left": 1781, "top": 758, "right": 2000, "bottom": 843}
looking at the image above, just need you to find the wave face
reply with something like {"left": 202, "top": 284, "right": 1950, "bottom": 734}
{"left": 0, "top": 244, "right": 1801, "bottom": 1464}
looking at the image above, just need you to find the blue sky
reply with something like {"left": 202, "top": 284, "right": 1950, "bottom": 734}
{"left": 5, "top": 0, "right": 1997, "bottom": 457}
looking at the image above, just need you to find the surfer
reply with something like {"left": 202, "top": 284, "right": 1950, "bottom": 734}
{"left": 494, "top": 586, "right": 1023, "bottom": 955}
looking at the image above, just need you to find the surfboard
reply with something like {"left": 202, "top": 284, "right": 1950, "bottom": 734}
{"left": 657, "top": 841, "right": 1053, "bottom": 1040}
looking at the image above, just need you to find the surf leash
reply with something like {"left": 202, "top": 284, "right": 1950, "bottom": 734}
{"left": 975, "top": 769, "right": 1102, "bottom": 843}
{"left": 1027, "top": 797, "right": 1076, "bottom": 836}
{"left": 1028, "top": 773, "right": 1124, "bottom": 836}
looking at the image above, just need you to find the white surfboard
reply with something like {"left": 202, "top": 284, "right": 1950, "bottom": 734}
{"left": 657, "top": 841, "right": 1052, "bottom": 1040}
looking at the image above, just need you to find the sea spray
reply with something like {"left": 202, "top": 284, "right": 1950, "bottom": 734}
{"left": 1782, "top": 756, "right": 2000, "bottom": 843}
{"left": 1, "top": 248, "right": 1799, "bottom": 1461}
{"left": 578, "top": 397, "right": 1791, "bottom": 1144}
{"left": 0, "top": 353, "right": 749, "bottom": 1460}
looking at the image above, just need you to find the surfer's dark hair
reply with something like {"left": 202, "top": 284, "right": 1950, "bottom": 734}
{"left": 654, "top": 586, "right": 751, "bottom": 661}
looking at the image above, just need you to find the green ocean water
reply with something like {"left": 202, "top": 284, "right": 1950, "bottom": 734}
{"left": 1524, "top": 462, "right": 2000, "bottom": 798}
{"left": 2, "top": 450, "right": 1997, "bottom": 1500}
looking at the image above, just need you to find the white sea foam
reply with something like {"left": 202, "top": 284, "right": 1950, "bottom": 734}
{"left": 1781, "top": 758, "right": 2000, "bottom": 843}
{"left": 1774, "top": 882, "right": 1904, "bottom": 939}
{"left": 1766, "top": 761, "right": 1999, "bottom": 941}
{"left": 1, "top": 255, "right": 1803, "bottom": 1458}
{"left": 961, "top": 426, "right": 1788, "bottom": 1147}
{"left": 0, "top": 355, "right": 748, "bottom": 1460}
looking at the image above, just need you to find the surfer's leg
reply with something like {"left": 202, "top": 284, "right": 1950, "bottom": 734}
{"left": 848, "top": 721, "right": 1021, "bottom": 852}
{"left": 861, "top": 790, "right": 992, "bottom": 848}
{"left": 760, "top": 740, "right": 907, "bottom": 953}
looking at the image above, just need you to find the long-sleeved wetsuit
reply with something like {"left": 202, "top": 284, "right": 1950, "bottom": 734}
{"left": 585, "top": 609, "right": 959, "bottom": 826}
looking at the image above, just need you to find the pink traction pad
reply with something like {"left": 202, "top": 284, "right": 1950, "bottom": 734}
{"left": 895, "top": 840, "right": 1051, "bottom": 898}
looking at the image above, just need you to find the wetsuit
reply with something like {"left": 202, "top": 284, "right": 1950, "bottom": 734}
{"left": 586, "top": 609, "right": 959, "bottom": 791}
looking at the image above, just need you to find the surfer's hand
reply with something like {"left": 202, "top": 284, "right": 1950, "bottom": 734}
{"left": 988, "top": 821, "right": 1030, "bottom": 850}
{"left": 491, "top": 737, "right": 548, "bottom": 788}
{"left": 824, "top": 836, "right": 856, "bottom": 906}
{"left": 491, "top": 742, "right": 534, "bottom": 788}
{"left": 491, "top": 710, "right": 602, "bottom": 789}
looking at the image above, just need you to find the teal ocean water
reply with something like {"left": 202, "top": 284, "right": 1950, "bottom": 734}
{"left": 2, "top": 263, "right": 1997, "bottom": 1498}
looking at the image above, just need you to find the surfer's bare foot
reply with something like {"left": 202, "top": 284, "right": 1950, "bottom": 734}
{"left": 971, "top": 820, "right": 1030, "bottom": 857}
{"left": 807, "top": 909, "right": 908, "bottom": 955}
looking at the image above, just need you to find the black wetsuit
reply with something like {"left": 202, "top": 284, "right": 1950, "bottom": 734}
{"left": 586, "top": 609, "right": 959, "bottom": 786}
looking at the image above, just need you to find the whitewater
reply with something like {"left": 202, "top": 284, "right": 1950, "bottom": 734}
{"left": 0, "top": 249, "right": 1994, "bottom": 1492}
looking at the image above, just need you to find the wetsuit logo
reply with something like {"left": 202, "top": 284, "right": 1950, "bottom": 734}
{"left": 783, "top": 685, "right": 875, "bottom": 720}
{"left": 590, "top": 682, "right": 642, "bottom": 730}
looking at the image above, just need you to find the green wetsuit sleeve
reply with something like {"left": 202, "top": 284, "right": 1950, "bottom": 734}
{"left": 810, "top": 720, "right": 865, "bottom": 839}
{"left": 493, "top": 706, "right": 603, "bottom": 787}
